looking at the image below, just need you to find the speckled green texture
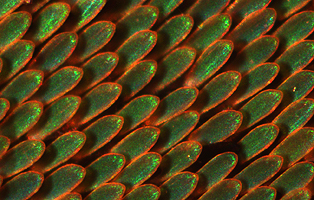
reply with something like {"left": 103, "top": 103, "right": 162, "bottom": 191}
{"left": 189, "top": 110, "right": 242, "bottom": 145}
{"left": 0, "top": 136, "right": 9, "bottom": 158}
{"left": 84, "top": 183, "right": 125, "bottom": 200}
{"left": 270, "top": 162, "right": 314, "bottom": 196}
{"left": 70, "top": 21, "right": 115, "bottom": 64}
{"left": 76, "top": 115, "right": 123, "bottom": 158}
{"left": 235, "top": 155, "right": 283, "bottom": 193}
{"left": 0, "top": 98, "right": 9, "bottom": 121}
{"left": 27, "top": 95, "right": 81, "bottom": 140}
{"left": 239, "top": 90, "right": 283, "bottom": 129}
{"left": 159, "top": 172, "right": 198, "bottom": 200}
{"left": 72, "top": 52, "right": 118, "bottom": 95}
{"left": 71, "top": 83, "right": 121, "bottom": 126}
{"left": 58, "top": 193, "right": 82, "bottom": 200}
{"left": 185, "top": 40, "right": 233, "bottom": 87}
{"left": 0, "top": 0, "right": 24, "bottom": 18}
{"left": 33, "top": 131, "right": 86, "bottom": 173}
{"left": 146, "top": 87, "right": 198, "bottom": 126}
{"left": 226, "top": 0, "right": 271, "bottom": 23}
{"left": 233, "top": 63, "right": 279, "bottom": 105}
{"left": 32, "top": 66, "right": 83, "bottom": 105}
{"left": 226, "top": 8, "right": 276, "bottom": 50}
{"left": 123, "top": 184, "right": 160, "bottom": 200}
{"left": 187, "top": 0, "right": 229, "bottom": 26}
{"left": 185, "top": 14, "right": 231, "bottom": 53}
{"left": 111, "top": 127, "right": 159, "bottom": 163}
{"left": 28, "top": 32, "right": 78, "bottom": 75}
{"left": 149, "top": 0, "right": 183, "bottom": 20}
{"left": 271, "top": 128, "right": 314, "bottom": 168}
{"left": 195, "top": 152, "right": 238, "bottom": 197}
{"left": 0, "top": 101, "right": 43, "bottom": 141}
{"left": 32, "top": 164, "right": 85, "bottom": 200}
{"left": 25, "top": 3, "right": 70, "bottom": 45}
{"left": 0, "top": 12, "right": 31, "bottom": 50}
{"left": 0, "top": 70, "right": 43, "bottom": 108}
{"left": 0, "top": 40, "right": 35, "bottom": 85}
{"left": 117, "top": 60, "right": 157, "bottom": 100}
{"left": 281, "top": 188, "right": 312, "bottom": 200}
{"left": 76, "top": 153, "right": 125, "bottom": 193}
{"left": 239, "top": 187, "right": 276, "bottom": 200}
{"left": 275, "top": 41, "right": 314, "bottom": 79}
{"left": 191, "top": 71, "right": 241, "bottom": 114}
{"left": 116, "top": 95, "right": 159, "bottom": 134}
{"left": 199, "top": 179, "right": 241, "bottom": 200}
{"left": 229, "top": 36, "right": 278, "bottom": 74}
{"left": 0, "top": 171, "right": 44, "bottom": 200}
{"left": 277, "top": 70, "right": 314, "bottom": 107}
{"left": 238, "top": 124, "right": 279, "bottom": 163}
{"left": 114, "top": 152, "right": 161, "bottom": 191}
{"left": 274, "top": 11, "right": 314, "bottom": 50}
{"left": 271, "top": 0, "right": 311, "bottom": 20}
{"left": 152, "top": 111, "right": 199, "bottom": 154}
{"left": 0, "top": 140, "right": 45, "bottom": 178}
{"left": 157, "top": 141, "right": 202, "bottom": 183}
{"left": 115, "top": 30, "right": 157, "bottom": 74}
{"left": 152, "top": 47, "right": 196, "bottom": 93}
{"left": 273, "top": 98, "right": 314, "bottom": 137}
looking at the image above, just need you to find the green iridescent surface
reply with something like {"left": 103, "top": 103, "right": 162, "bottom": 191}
{"left": 0, "top": 135, "right": 9, "bottom": 158}
{"left": 117, "top": 60, "right": 157, "bottom": 100}
{"left": 271, "top": 0, "right": 311, "bottom": 20}
{"left": 150, "top": 14, "right": 193, "bottom": 59}
{"left": 277, "top": 70, "right": 314, "bottom": 107}
{"left": 0, "top": 171, "right": 44, "bottom": 200}
{"left": 238, "top": 124, "right": 279, "bottom": 163}
{"left": 19, "top": 0, "right": 51, "bottom": 13}
{"left": 271, "top": 128, "right": 314, "bottom": 168}
{"left": 114, "top": 152, "right": 161, "bottom": 191}
{"left": 146, "top": 87, "right": 198, "bottom": 126}
{"left": 69, "top": 21, "right": 115, "bottom": 64}
{"left": 111, "top": 127, "right": 159, "bottom": 163}
{"left": 84, "top": 183, "right": 125, "bottom": 200}
{"left": 157, "top": 141, "right": 202, "bottom": 183}
{"left": 27, "top": 95, "right": 81, "bottom": 140}
{"left": 275, "top": 41, "right": 314, "bottom": 79}
{"left": 33, "top": 131, "right": 86, "bottom": 173}
{"left": 25, "top": 3, "right": 70, "bottom": 45}
{"left": 32, "top": 66, "right": 83, "bottom": 105}
{"left": 229, "top": 36, "right": 278, "bottom": 74}
{"left": 76, "top": 115, "right": 123, "bottom": 158}
{"left": 152, "top": 47, "right": 196, "bottom": 93}
{"left": 272, "top": 98, "right": 314, "bottom": 137}
{"left": 226, "top": 0, "right": 271, "bottom": 23}
{"left": 116, "top": 95, "right": 159, "bottom": 134}
{"left": 239, "top": 186, "right": 276, "bottom": 200}
{"left": 0, "top": 98, "right": 9, "bottom": 121}
{"left": 0, "top": 140, "right": 45, "bottom": 178}
{"left": 0, "top": 70, "right": 43, "bottom": 108}
{"left": 189, "top": 110, "right": 242, "bottom": 145}
{"left": 115, "top": 30, "right": 157, "bottom": 75}
{"left": 233, "top": 63, "right": 279, "bottom": 105}
{"left": 0, "top": 12, "right": 31, "bottom": 50}
{"left": 281, "top": 188, "right": 312, "bottom": 200}
{"left": 239, "top": 89, "right": 283, "bottom": 129}
{"left": 0, "top": 40, "right": 35, "bottom": 85}
{"left": 152, "top": 111, "right": 199, "bottom": 154}
{"left": 185, "top": 14, "right": 231, "bottom": 53}
{"left": 76, "top": 153, "right": 125, "bottom": 193}
{"left": 187, "top": 0, "right": 229, "bottom": 26}
{"left": 270, "top": 162, "right": 314, "bottom": 196}
{"left": 191, "top": 71, "right": 241, "bottom": 114}
{"left": 274, "top": 11, "right": 314, "bottom": 50}
{"left": 149, "top": 0, "right": 183, "bottom": 20}
{"left": 199, "top": 179, "right": 241, "bottom": 200}
{"left": 234, "top": 155, "right": 283, "bottom": 193}
{"left": 32, "top": 164, "right": 85, "bottom": 200}
{"left": 0, "top": 0, "right": 23, "bottom": 18}
{"left": 28, "top": 32, "right": 78, "bottom": 75}
{"left": 195, "top": 152, "right": 238, "bottom": 197}
{"left": 71, "top": 83, "right": 121, "bottom": 126}
{"left": 0, "top": 101, "right": 43, "bottom": 141}
{"left": 226, "top": 8, "right": 276, "bottom": 50}
{"left": 123, "top": 184, "right": 160, "bottom": 200}
{"left": 159, "top": 172, "right": 198, "bottom": 200}
{"left": 184, "top": 40, "right": 233, "bottom": 87}
{"left": 72, "top": 52, "right": 118, "bottom": 95}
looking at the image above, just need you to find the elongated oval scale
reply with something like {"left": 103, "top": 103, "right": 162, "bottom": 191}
{"left": 122, "top": 184, "right": 160, "bottom": 200}
{"left": 199, "top": 179, "right": 242, "bottom": 200}
{"left": 58, "top": 193, "right": 82, "bottom": 200}
{"left": 0, "top": 0, "right": 25, "bottom": 18}
{"left": 84, "top": 183, "right": 125, "bottom": 200}
{"left": 0, "top": 135, "right": 10, "bottom": 158}
{"left": 271, "top": 0, "right": 311, "bottom": 20}
{"left": 149, "top": 0, "right": 183, "bottom": 20}
{"left": 0, "top": 98, "right": 9, "bottom": 121}
{"left": 239, "top": 186, "right": 276, "bottom": 200}
{"left": 281, "top": 188, "right": 312, "bottom": 200}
